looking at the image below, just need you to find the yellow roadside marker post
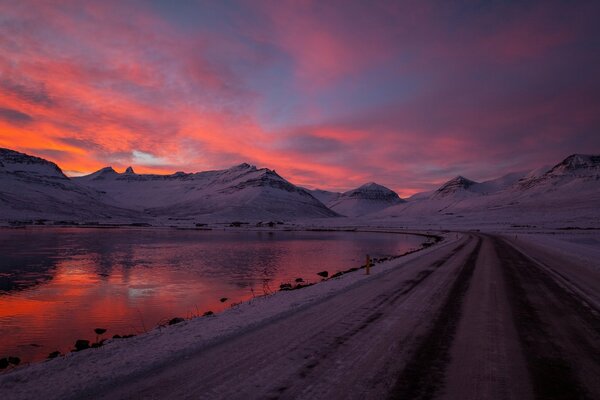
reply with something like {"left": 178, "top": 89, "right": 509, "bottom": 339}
{"left": 366, "top": 254, "right": 371, "bottom": 275}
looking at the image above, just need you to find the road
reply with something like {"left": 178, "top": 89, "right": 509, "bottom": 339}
{"left": 2, "top": 233, "right": 599, "bottom": 399}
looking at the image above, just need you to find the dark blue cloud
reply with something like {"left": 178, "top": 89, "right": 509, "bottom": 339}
{"left": 0, "top": 78, "right": 53, "bottom": 106}
{"left": 0, "top": 107, "right": 33, "bottom": 124}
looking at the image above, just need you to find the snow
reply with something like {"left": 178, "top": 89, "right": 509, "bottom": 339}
{"left": 307, "top": 188, "right": 341, "bottom": 205}
{"left": 371, "top": 154, "right": 600, "bottom": 228}
{"left": 75, "top": 163, "right": 336, "bottom": 220}
{"left": 309, "top": 182, "right": 404, "bottom": 217}
{"left": 0, "top": 148, "right": 66, "bottom": 179}
{"left": 507, "top": 230, "right": 600, "bottom": 271}
{"left": 2, "top": 149, "right": 598, "bottom": 228}
{"left": 0, "top": 149, "right": 336, "bottom": 223}
{"left": 0, "top": 149, "right": 139, "bottom": 222}
{"left": 431, "top": 176, "right": 478, "bottom": 198}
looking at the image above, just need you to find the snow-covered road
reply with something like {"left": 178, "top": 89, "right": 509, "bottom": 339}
{"left": 1, "top": 233, "right": 598, "bottom": 400}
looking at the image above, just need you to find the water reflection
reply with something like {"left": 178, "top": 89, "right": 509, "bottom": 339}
{"left": 0, "top": 228, "right": 424, "bottom": 363}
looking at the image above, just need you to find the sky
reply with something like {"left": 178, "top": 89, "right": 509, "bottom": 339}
{"left": 1, "top": 0, "right": 599, "bottom": 196}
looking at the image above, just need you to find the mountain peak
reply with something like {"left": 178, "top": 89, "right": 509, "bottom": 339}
{"left": 451, "top": 175, "right": 472, "bottom": 183}
{"left": 433, "top": 175, "right": 477, "bottom": 197}
{"left": 358, "top": 182, "right": 384, "bottom": 190}
{"left": 326, "top": 182, "right": 402, "bottom": 217}
{"left": 100, "top": 166, "right": 116, "bottom": 173}
{"left": 124, "top": 166, "right": 135, "bottom": 174}
{"left": 0, "top": 147, "right": 66, "bottom": 178}
{"left": 549, "top": 154, "right": 600, "bottom": 174}
{"left": 232, "top": 163, "right": 256, "bottom": 171}
{"left": 76, "top": 166, "right": 117, "bottom": 181}
{"left": 517, "top": 153, "right": 600, "bottom": 190}
{"left": 344, "top": 182, "right": 401, "bottom": 201}
{"left": 448, "top": 175, "right": 476, "bottom": 186}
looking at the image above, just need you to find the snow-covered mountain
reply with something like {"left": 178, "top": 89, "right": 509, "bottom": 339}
{"left": 75, "top": 163, "right": 337, "bottom": 220}
{"left": 308, "top": 183, "right": 404, "bottom": 217}
{"left": 0, "top": 148, "right": 137, "bottom": 221}
{"left": 1, "top": 148, "right": 598, "bottom": 226}
{"left": 430, "top": 176, "right": 478, "bottom": 199}
{"left": 516, "top": 154, "right": 600, "bottom": 190}
{"left": 0, "top": 148, "right": 336, "bottom": 222}
{"left": 375, "top": 154, "right": 600, "bottom": 226}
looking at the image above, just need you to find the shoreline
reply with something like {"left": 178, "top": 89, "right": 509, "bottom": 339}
{"left": 0, "top": 227, "right": 440, "bottom": 367}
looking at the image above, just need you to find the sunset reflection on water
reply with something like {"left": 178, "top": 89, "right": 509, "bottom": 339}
{"left": 0, "top": 228, "right": 424, "bottom": 363}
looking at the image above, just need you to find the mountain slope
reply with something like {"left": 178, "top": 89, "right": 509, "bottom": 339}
{"left": 307, "top": 189, "right": 341, "bottom": 206}
{"left": 325, "top": 182, "right": 404, "bottom": 217}
{"left": 375, "top": 154, "right": 600, "bottom": 226}
{"left": 76, "top": 163, "right": 337, "bottom": 220}
{"left": 2, "top": 148, "right": 597, "bottom": 225}
{"left": 0, "top": 148, "right": 137, "bottom": 221}
{"left": 516, "top": 154, "right": 600, "bottom": 190}
{"left": 430, "top": 176, "right": 478, "bottom": 199}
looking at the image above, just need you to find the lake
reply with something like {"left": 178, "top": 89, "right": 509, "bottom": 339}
{"left": 0, "top": 227, "right": 425, "bottom": 363}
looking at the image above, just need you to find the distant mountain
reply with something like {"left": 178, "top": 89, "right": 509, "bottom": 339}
{"left": 431, "top": 176, "right": 478, "bottom": 199}
{"left": 376, "top": 154, "right": 600, "bottom": 225}
{"left": 428, "top": 171, "right": 530, "bottom": 200}
{"left": 2, "top": 148, "right": 598, "bottom": 226}
{"left": 76, "top": 162, "right": 337, "bottom": 220}
{"left": 0, "top": 148, "right": 137, "bottom": 221}
{"left": 0, "top": 148, "right": 66, "bottom": 178}
{"left": 309, "top": 182, "right": 403, "bottom": 217}
{"left": 0, "top": 148, "right": 336, "bottom": 222}
{"left": 516, "top": 154, "right": 600, "bottom": 190}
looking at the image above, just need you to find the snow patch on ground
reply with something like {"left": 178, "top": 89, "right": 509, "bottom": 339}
{"left": 508, "top": 231, "right": 600, "bottom": 271}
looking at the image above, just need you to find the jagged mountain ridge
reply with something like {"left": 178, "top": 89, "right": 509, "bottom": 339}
{"left": 0, "top": 148, "right": 336, "bottom": 221}
{"left": 1, "top": 148, "right": 598, "bottom": 223}
{"left": 74, "top": 162, "right": 337, "bottom": 219}
{"left": 376, "top": 153, "right": 600, "bottom": 222}
{"left": 517, "top": 154, "right": 600, "bottom": 190}
{"left": 0, "top": 148, "right": 139, "bottom": 221}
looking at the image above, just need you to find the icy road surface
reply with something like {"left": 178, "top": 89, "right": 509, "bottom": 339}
{"left": 1, "top": 233, "right": 599, "bottom": 399}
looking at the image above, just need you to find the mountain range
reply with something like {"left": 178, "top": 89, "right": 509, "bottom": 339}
{"left": 1, "top": 147, "right": 598, "bottom": 226}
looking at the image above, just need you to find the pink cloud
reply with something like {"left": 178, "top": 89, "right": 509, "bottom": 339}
{"left": 0, "top": 0, "right": 598, "bottom": 196}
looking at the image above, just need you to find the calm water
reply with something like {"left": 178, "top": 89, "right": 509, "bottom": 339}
{"left": 0, "top": 227, "right": 424, "bottom": 363}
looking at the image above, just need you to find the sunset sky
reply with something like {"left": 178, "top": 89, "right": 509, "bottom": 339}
{"left": 1, "top": 0, "right": 599, "bottom": 196}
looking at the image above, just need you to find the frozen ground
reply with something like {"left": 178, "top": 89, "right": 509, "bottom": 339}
{"left": 1, "top": 227, "right": 598, "bottom": 400}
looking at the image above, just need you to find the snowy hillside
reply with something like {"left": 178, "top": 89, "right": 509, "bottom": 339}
{"left": 374, "top": 154, "right": 600, "bottom": 227}
{"left": 76, "top": 163, "right": 337, "bottom": 220}
{"left": 430, "top": 176, "right": 478, "bottom": 199}
{"left": 310, "top": 183, "right": 404, "bottom": 217}
{"left": 0, "top": 148, "right": 137, "bottom": 221}
{"left": 517, "top": 154, "right": 600, "bottom": 190}
{"left": 307, "top": 189, "right": 341, "bottom": 206}
{"left": 1, "top": 148, "right": 598, "bottom": 225}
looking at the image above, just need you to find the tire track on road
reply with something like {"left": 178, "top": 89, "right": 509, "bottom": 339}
{"left": 269, "top": 238, "right": 474, "bottom": 398}
{"left": 493, "top": 237, "right": 600, "bottom": 400}
{"left": 389, "top": 235, "right": 482, "bottom": 400}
